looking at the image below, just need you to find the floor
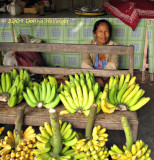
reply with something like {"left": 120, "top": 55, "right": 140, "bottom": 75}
{"left": 1, "top": 72, "right": 154, "bottom": 159}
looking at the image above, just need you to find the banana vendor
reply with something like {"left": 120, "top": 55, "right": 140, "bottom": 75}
{"left": 81, "top": 19, "right": 119, "bottom": 87}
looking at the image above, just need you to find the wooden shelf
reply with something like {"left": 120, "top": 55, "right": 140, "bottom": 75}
{"left": 0, "top": 101, "right": 138, "bottom": 142}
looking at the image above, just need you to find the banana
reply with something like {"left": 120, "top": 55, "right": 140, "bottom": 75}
{"left": 114, "top": 83, "right": 118, "bottom": 105}
{"left": 45, "top": 85, "right": 56, "bottom": 104}
{"left": 62, "top": 123, "right": 72, "bottom": 137}
{"left": 109, "top": 75, "right": 114, "bottom": 90}
{"left": 0, "top": 84, "right": 3, "bottom": 94}
{"left": 70, "top": 79, "right": 76, "bottom": 88}
{"left": 86, "top": 78, "right": 93, "bottom": 91}
{"left": 17, "top": 93, "right": 24, "bottom": 104}
{"left": 128, "top": 76, "right": 136, "bottom": 88}
{"left": 19, "top": 69, "right": 24, "bottom": 80}
{"left": 48, "top": 76, "right": 58, "bottom": 89}
{"left": 81, "top": 84, "right": 89, "bottom": 107}
{"left": 43, "top": 94, "right": 60, "bottom": 109}
{"left": 57, "top": 82, "right": 64, "bottom": 93}
{"left": 112, "top": 144, "right": 124, "bottom": 154}
{"left": 80, "top": 78, "right": 85, "bottom": 87}
{"left": 76, "top": 84, "right": 83, "bottom": 107}
{"left": 23, "top": 91, "right": 37, "bottom": 107}
{"left": 7, "top": 95, "right": 17, "bottom": 107}
{"left": 12, "top": 68, "right": 18, "bottom": 80}
{"left": 118, "top": 73, "right": 125, "bottom": 91}
{"left": 23, "top": 70, "right": 31, "bottom": 86}
{"left": 124, "top": 73, "right": 131, "bottom": 84}
{"left": 86, "top": 72, "right": 90, "bottom": 81}
{"left": 60, "top": 110, "right": 70, "bottom": 115}
{"left": 36, "top": 141, "right": 50, "bottom": 150}
{"left": 63, "top": 137, "right": 78, "bottom": 146}
{"left": 5, "top": 73, "right": 11, "bottom": 93}
{"left": 59, "top": 93, "right": 76, "bottom": 113}
{"left": 106, "top": 101, "right": 116, "bottom": 109}
{"left": 60, "top": 122, "right": 68, "bottom": 135}
{"left": 36, "top": 134, "right": 49, "bottom": 144}
{"left": 69, "top": 75, "right": 74, "bottom": 81}
{"left": 62, "top": 146, "right": 70, "bottom": 154}
{"left": 101, "top": 100, "right": 115, "bottom": 114}
{"left": 41, "top": 81, "right": 47, "bottom": 102}
{"left": 113, "top": 75, "right": 119, "bottom": 86}
{"left": 65, "top": 131, "right": 77, "bottom": 142}
{"left": 109, "top": 84, "right": 116, "bottom": 105}
{"left": 64, "top": 89, "right": 77, "bottom": 110}
{"left": 39, "top": 126, "right": 50, "bottom": 139}
{"left": 33, "top": 84, "right": 40, "bottom": 103}
{"left": 70, "top": 86, "right": 79, "bottom": 107}
{"left": 1, "top": 72, "right": 6, "bottom": 93}
{"left": 123, "top": 84, "right": 140, "bottom": 104}
{"left": 26, "top": 87, "right": 38, "bottom": 104}
{"left": 117, "top": 82, "right": 128, "bottom": 103}
{"left": 8, "top": 75, "right": 20, "bottom": 93}
{"left": 83, "top": 109, "right": 90, "bottom": 116}
{"left": 129, "top": 97, "right": 150, "bottom": 111}
{"left": 92, "top": 126, "right": 98, "bottom": 138}
{"left": 90, "top": 72, "right": 95, "bottom": 85}
{"left": 65, "top": 80, "right": 71, "bottom": 88}
{"left": 43, "top": 82, "right": 51, "bottom": 103}
{"left": 17, "top": 80, "right": 24, "bottom": 96}
{"left": 121, "top": 83, "right": 136, "bottom": 103}
{"left": 44, "top": 122, "right": 53, "bottom": 136}
{"left": 80, "top": 72, "right": 85, "bottom": 80}
{"left": 93, "top": 82, "right": 100, "bottom": 98}
{"left": 128, "top": 89, "right": 144, "bottom": 107}
{"left": 74, "top": 73, "right": 80, "bottom": 81}
{"left": 10, "top": 86, "right": 17, "bottom": 97}
{"left": 83, "top": 90, "right": 94, "bottom": 110}
{"left": 63, "top": 128, "right": 73, "bottom": 140}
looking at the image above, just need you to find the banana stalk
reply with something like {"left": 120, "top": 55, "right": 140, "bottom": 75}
{"left": 49, "top": 108, "right": 62, "bottom": 156}
{"left": 85, "top": 104, "right": 97, "bottom": 139}
{"left": 121, "top": 116, "right": 133, "bottom": 151}
{"left": 14, "top": 105, "right": 26, "bottom": 150}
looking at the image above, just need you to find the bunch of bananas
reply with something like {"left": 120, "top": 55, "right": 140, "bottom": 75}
{"left": 59, "top": 72, "right": 102, "bottom": 116}
{"left": 103, "top": 73, "right": 150, "bottom": 112}
{"left": 0, "top": 69, "right": 31, "bottom": 107}
{"left": 23, "top": 76, "right": 60, "bottom": 109}
{"left": 109, "top": 140, "right": 152, "bottom": 160}
{"left": 0, "top": 127, "right": 4, "bottom": 136}
{"left": 73, "top": 125, "right": 109, "bottom": 160}
{"left": 0, "top": 126, "right": 37, "bottom": 160}
{"left": 34, "top": 120, "right": 78, "bottom": 160}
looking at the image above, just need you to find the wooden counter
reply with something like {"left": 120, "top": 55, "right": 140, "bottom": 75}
{"left": 0, "top": 102, "right": 138, "bottom": 142}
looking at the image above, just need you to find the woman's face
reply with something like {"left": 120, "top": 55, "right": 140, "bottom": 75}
{"left": 94, "top": 23, "right": 110, "bottom": 45}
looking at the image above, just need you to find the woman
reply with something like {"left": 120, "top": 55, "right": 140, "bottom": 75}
{"left": 81, "top": 19, "right": 119, "bottom": 70}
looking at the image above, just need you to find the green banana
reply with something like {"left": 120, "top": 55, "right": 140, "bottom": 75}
{"left": 61, "top": 122, "right": 68, "bottom": 135}
{"left": 19, "top": 69, "right": 24, "bottom": 80}
{"left": 86, "top": 72, "right": 90, "bottom": 81}
{"left": 117, "top": 82, "right": 129, "bottom": 103}
{"left": 33, "top": 84, "right": 40, "bottom": 103}
{"left": 90, "top": 72, "right": 95, "bottom": 85}
{"left": 74, "top": 73, "right": 80, "bottom": 81}
{"left": 23, "top": 69, "right": 31, "bottom": 86}
{"left": 59, "top": 94, "right": 76, "bottom": 113}
{"left": 44, "top": 122, "right": 53, "bottom": 136}
{"left": 118, "top": 74, "right": 125, "bottom": 91}
{"left": 0, "top": 85, "right": 3, "bottom": 94}
{"left": 124, "top": 73, "right": 131, "bottom": 84}
{"left": 57, "top": 82, "right": 64, "bottom": 93}
{"left": 81, "top": 84, "right": 89, "bottom": 107}
{"left": 83, "top": 90, "right": 94, "bottom": 110}
{"left": 64, "top": 90, "right": 77, "bottom": 110}
{"left": 17, "top": 80, "right": 24, "bottom": 95}
{"left": 7, "top": 95, "right": 17, "bottom": 107}
{"left": 128, "top": 89, "right": 144, "bottom": 107}
{"left": 41, "top": 81, "right": 47, "bottom": 102}
{"left": 69, "top": 75, "right": 74, "bottom": 81}
{"left": 17, "top": 93, "right": 24, "bottom": 104}
{"left": 62, "top": 123, "right": 72, "bottom": 137}
{"left": 45, "top": 85, "right": 56, "bottom": 104}
{"left": 76, "top": 84, "right": 83, "bottom": 107}
{"left": 43, "top": 94, "right": 60, "bottom": 109}
{"left": 26, "top": 87, "right": 38, "bottom": 104}
{"left": 10, "top": 86, "right": 17, "bottom": 97}
{"left": 5, "top": 73, "right": 11, "bottom": 93}
{"left": 121, "top": 83, "right": 136, "bottom": 103}
{"left": 1, "top": 72, "right": 6, "bottom": 93}
{"left": 86, "top": 78, "right": 93, "bottom": 91}
{"left": 36, "top": 134, "right": 49, "bottom": 144}
{"left": 23, "top": 91, "right": 37, "bottom": 107}
{"left": 44, "top": 82, "right": 52, "bottom": 103}
{"left": 39, "top": 126, "right": 50, "bottom": 139}
{"left": 64, "top": 131, "right": 77, "bottom": 142}
{"left": 109, "top": 85, "right": 116, "bottom": 105}
{"left": 8, "top": 75, "right": 20, "bottom": 93}
{"left": 12, "top": 68, "right": 18, "bottom": 80}
{"left": 80, "top": 72, "right": 85, "bottom": 80}
{"left": 70, "top": 86, "right": 79, "bottom": 107}
{"left": 93, "top": 82, "right": 100, "bottom": 98}
{"left": 80, "top": 78, "right": 85, "bottom": 87}
{"left": 48, "top": 76, "right": 58, "bottom": 89}
{"left": 113, "top": 75, "right": 119, "bottom": 86}
{"left": 109, "top": 76, "right": 114, "bottom": 90}
{"left": 63, "top": 137, "right": 78, "bottom": 146}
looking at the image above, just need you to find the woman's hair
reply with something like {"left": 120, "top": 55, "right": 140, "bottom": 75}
{"left": 93, "top": 19, "right": 112, "bottom": 41}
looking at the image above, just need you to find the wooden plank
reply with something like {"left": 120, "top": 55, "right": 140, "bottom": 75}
{"left": 0, "top": 43, "right": 133, "bottom": 55}
{"left": 0, "top": 102, "right": 138, "bottom": 142}
{"left": 0, "top": 66, "right": 130, "bottom": 77}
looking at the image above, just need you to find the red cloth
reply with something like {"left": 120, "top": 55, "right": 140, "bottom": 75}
{"left": 103, "top": 0, "right": 154, "bottom": 30}
{"left": 14, "top": 51, "right": 44, "bottom": 66}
